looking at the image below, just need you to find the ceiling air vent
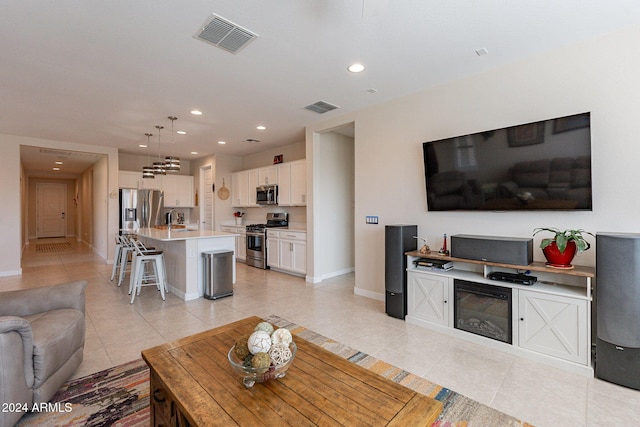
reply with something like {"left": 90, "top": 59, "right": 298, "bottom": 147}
{"left": 244, "top": 138, "right": 260, "bottom": 143}
{"left": 194, "top": 14, "right": 258, "bottom": 54}
{"left": 304, "top": 100, "right": 339, "bottom": 114}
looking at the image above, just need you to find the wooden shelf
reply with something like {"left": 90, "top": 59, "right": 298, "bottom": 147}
{"left": 405, "top": 250, "right": 594, "bottom": 278}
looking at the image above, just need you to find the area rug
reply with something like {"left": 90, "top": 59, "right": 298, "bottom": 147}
{"left": 17, "top": 315, "right": 531, "bottom": 426}
{"left": 35, "top": 242, "right": 73, "bottom": 253}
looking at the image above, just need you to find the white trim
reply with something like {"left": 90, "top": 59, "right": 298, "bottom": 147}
{"left": 354, "top": 286, "right": 384, "bottom": 301}
{"left": 0, "top": 269, "right": 22, "bottom": 277}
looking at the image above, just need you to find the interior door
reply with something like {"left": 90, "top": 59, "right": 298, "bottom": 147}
{"left": 37, "top": 183, "right": 67, "bottom": 238}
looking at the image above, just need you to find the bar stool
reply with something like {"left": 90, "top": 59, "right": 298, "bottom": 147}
{"left": 129, "top": 239, "right": 167, "bottom": 304}
{"left": 117, "top": 235, "right": 136, "bottom": 287}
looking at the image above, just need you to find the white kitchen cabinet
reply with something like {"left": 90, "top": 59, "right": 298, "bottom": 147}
{"left": 141, "top": 177, "right": 162, "bottom": 190}
{"left": 266, "top": 230, "right": 306, "bottom": 276}
{"left": 118, "top": 171, "right": 142, "bottom": 189}
{"left": 119, "top": 170, "right": 162, "bottom": 190}
{"left": 221, "top": 225, "right": 246, "bottom": 261}
{"left": 258, "top": 166, "right": 278, "bottom": 185}
{"left": 237, "top": 229, "right": 246, "bottom": 261}
{"left": 277, "top": 160, "right": 306, "bottom": 206}
{"left": 231, "top": 171, "right": 249, "bottom": 207}
{"left": 518, "top": 289, "right": 588, "bottom": 365}
{"left": 231, "top": 160, "right": 304, "bottom": 206}
{"left": 248, "top": 169, "right": 259, "bottom": 207}
{"left": 407, "top": 271, "right": 451, "bottom": 327}
{"left": 163, "top": 175, "right": 194, "bottom": 207}
{"left": 266, "top": 230, "right": 279, "bottom": 268}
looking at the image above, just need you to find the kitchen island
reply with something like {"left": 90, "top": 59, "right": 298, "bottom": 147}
{"left": 135, "top": 228, "right": 237, "bottom": 301}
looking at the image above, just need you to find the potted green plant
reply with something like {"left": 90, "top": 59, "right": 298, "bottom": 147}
{"left": 533, "top": 227, "right": 594, "bottom": 268}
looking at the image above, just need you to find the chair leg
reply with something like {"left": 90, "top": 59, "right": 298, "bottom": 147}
{"left": 156, "top": 258, "right": 166, "bottom": 301}
{"left": 131, "top": 259, "right": 145, "bottom": 304}
{"left": 118, "top": 248, "right": 131, "bottom": 287}
{"left": 110, "top": 244, "right": 122, "bottom": 281}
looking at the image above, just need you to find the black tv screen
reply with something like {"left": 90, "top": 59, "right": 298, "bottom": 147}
{"left": 423, "top": 112, "right": 592, "bottom": 211}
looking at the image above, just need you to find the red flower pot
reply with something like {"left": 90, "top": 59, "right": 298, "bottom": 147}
{"left": 542, "top": 241, "right": 577, "bottom": 268}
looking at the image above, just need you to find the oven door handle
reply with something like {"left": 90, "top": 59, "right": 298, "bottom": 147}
{"left": 246, "top": 232, "right": 265, "bottom": 237}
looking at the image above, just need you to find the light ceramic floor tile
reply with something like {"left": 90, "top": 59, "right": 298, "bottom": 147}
{"left": 9, "top": 237, "right": 640, "bottom": 426}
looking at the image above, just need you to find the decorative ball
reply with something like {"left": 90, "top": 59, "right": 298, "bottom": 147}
{"left": 234, "top": 335, "right": 251, "bottom": 360}
{"left": 251, "top": 352, "right": 271, "bottom": 372}
{"left": 271, "top": 328, "right": 293, "bottom": 346}
{"left": 254, "top": 321, "right": 275, "bottom": 335}
{"left": 268, "top": 343, "right": 292, "bottom": 367}
{"left": 247, "top": 331, "right": 272, "bottom": 355}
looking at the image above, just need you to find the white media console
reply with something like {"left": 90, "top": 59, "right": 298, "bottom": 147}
{"left": 405, "top": 250, "right": 595, "bottom": 376}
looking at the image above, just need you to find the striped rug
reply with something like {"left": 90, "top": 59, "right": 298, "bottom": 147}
{"left": 35, "top": 242, "right": 73, "bottom": 253}
{"left": 16, "top": 315, "right": 531, "bottom": 426}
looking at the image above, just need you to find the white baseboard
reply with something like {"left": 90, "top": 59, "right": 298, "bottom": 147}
{"left": 305, "top": 267, "right": 355, "bottom": 284}
{"left": 0, "top": 268, "right": 22, "bottom": 277}
{"left": 354, "top": 286, "right": 385, "bottom": 302}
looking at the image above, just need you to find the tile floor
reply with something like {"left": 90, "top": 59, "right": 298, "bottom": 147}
{"left": 4, "top": 238, "right": 640, "bottom": 426}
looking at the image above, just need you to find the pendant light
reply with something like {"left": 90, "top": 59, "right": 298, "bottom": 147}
{"left": 153, "top": 125, "right": 166, "bottom": 175}
{"left": 165, "top": 116, "right": 180, "bottom": 172}
{"left": 142, "top": 133, "right": 155, "bottom": 179}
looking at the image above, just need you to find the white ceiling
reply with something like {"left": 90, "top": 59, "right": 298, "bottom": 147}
{"left": 5, "top": 1, "right": 640, "bottom": 176}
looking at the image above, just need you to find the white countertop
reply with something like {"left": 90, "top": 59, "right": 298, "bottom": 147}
{"left": 136, "top": 228, "right": 237, "bottom": 241}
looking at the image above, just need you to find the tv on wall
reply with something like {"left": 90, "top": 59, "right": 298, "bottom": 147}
{"left": 422, "top": 112, "right": 592, "bottom": 211}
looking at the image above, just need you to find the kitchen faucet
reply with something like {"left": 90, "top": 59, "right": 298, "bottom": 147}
{"left": 167, "top": 208, "right": 177, "bottom": 232}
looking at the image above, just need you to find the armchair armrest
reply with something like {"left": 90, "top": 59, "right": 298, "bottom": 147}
{"left": 0, "top": 316, "right": 34, "bottom": 394}
{"left": 0, "top": 280, "right": 87, "bottom": 318}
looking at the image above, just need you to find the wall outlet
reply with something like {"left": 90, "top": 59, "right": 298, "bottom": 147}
{"left": 365, "top": 215, "right": 378, "bottom": 224}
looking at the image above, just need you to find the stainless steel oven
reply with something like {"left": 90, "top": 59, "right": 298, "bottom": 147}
{"left": 246, "top": 229, "right": 267, "bottom": 269}
{"left": 245, "top": 213, "right": 288, "bottom": 269}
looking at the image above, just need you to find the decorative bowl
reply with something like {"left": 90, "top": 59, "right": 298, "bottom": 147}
{"left": 227, "top": 341, "right": 297, "bottom": 388}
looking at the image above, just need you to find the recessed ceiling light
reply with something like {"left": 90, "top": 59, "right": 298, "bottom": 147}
{"left": 177, "top": 130, "right": 187, "bottom": 135}
{"left": 190, "top": 110, "right": 203, "bottom": 116}
{"left": 256, "top": 125, "right": 266, "bottom": 130}
{"left": 348, "top": 63, "right": 365, "bottom": 73}
{"left": 218, "top": 141, "right": 226, "bottom": 145}
{"left": 55, "top": 161, "right": 64, "bottom": 165}
{"left": 53, "top": 167, "right": 60, "bottom": 171}
{"left": 191, "top": 151, "right": 198, "bottom": 155}
{"left": 138, "top": 144, "right": 147, "bottom": 148}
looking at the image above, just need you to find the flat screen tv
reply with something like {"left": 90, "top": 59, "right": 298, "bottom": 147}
{"left": 422, "top": 112, "right": 592, "bottom": 211}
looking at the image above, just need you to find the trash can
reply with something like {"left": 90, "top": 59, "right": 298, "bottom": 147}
{"left": 202, "top": 250, "right": 234, "bottom": 300}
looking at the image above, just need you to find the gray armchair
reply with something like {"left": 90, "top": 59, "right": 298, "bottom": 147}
{"left": 0, "top": 280, "right": 87, "bottom": 427}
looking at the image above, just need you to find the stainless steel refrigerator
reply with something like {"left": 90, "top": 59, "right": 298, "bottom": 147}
{"left": 119, "top": 189, "right": 164, "bottom": 232}
{"left": 385, "top": 224, "right": 417, "bottom": 319}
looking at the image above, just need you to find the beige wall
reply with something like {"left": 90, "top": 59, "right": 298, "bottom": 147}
{"left": 308, "top": 24, "right": 640, "bottom": 299}
{"left": 242, "top": 141, "right": 305, "bottom": 170}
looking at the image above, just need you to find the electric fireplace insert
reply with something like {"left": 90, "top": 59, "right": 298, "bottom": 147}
{"left": 454, "top": 279, "right": 512, "bottom": 344}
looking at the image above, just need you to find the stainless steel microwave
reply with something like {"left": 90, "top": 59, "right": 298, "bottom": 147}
{"left": 256, "top": 184, "right": 278, "bottom": 205}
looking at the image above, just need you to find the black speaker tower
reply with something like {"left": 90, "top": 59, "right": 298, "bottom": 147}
{"left": 596, "top": 233, "right": 640, "bottom": 390}
{"left": 385, "top": 225, "right": 417, "bottom": 319}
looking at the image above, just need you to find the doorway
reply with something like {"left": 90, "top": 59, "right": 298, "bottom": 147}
{"left": 313, "top": 123, "right": 355, "bottom": 279}
{"left": 36, "top": 183, "right": 67, "bottom": 238}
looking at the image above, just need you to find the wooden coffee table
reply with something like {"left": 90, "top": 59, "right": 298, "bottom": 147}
{"left": 142, "top": 316, "right": 442, "bottom": 426}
